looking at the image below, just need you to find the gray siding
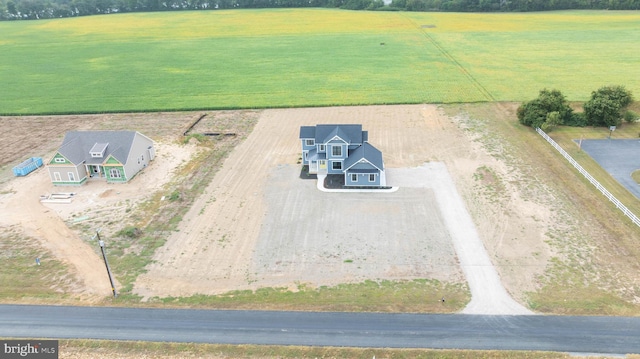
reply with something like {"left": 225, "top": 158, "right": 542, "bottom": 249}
{"left": 122, "top": 133, "right": 154, "bottom": 180}
{"left": 345, "top": 172, "right": 380, "bottom": 186}
{"left": 48, "top": 163, "right": 85, "bottom": 185}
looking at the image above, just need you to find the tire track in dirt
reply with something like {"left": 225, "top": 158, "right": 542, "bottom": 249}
{"left": 0, "top": 170, "right": 116, "bottom": 298}
{"left": 134, "top": 112, "right": 297, "bottom": 297}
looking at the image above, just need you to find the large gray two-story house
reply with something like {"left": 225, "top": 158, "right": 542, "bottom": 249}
{"left": 299, "top": 124, "right": 385, "bottom": 187}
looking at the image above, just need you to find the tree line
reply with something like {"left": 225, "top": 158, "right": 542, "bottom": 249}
{"left": 1, "top": 0, "right": 639, "bottom": 20}
{"left": 517, "top": 85, "right": 637, "bottom": 132}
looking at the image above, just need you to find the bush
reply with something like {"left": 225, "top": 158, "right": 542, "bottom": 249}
{"left": 541, "top": 111, "right": 562, "bottom": 132}
{"left": 564, "top": 112, "right": 587, "bottom": 127}
{"left": 117, "top": 226, "right": 143, "bottom": 239}
{"left": 169, "top": 190, "right": 181, "bottom": 201}
{"left": 623, "top": 110, "right": 638, "bottom": 123}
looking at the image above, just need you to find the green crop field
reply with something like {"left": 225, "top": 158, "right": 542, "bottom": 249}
{"left": 0, "top": 9, "right": 639, "bottom": 115}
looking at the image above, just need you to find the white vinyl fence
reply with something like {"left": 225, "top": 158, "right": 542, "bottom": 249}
{"left": 536, "top": 128, "right": 640, "bottom": 227}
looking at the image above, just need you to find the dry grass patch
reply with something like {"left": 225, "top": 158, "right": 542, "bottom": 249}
{"left": 0, "top": 229, "right": 83, "bottom": 303}
{"left": 632, "top": 169, "right": 640, "bottom": 185}
{"left": 443, "top": 103, "right": 640, "bottom": 315}
{"left": 60, "top": 339, "right": 582, "bottom": 359}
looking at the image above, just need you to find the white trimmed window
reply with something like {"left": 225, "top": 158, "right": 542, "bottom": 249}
{"left": 319, "top": 144, "right": 325, "bottom": 152}
{"left": 369, "top": 174, "right": 376, "bottom": 182}
{"left": 351, "top": 174, "right": 357, "bottom": 182}
{"left": 110, "top": 168, "right": 121, "bottom": 178}
{"left": 54, "top": 172, "right": 61, "bottom": 181}
{"left": 332, "top": 161, "right": 342, "bottom": 170}
{"left": 68, "top": 172, "right": 75, "bottom": 181}
{"left": 332, "top": 145, "right": 342, "bottom": 157}
{"left": 305, "top": 139, "right": 315, "bottom": 146}
{"left": 54, "top": 157, "right": 65, "bottom": 163}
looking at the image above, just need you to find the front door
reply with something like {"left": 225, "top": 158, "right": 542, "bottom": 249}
{"left": 318, "top": 160, "right": 327, "bottom": 174}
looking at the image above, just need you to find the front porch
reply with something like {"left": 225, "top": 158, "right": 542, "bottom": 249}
{"left": 85, "top": 164, "right": 127, "bottom": 183}
{"left": 308, "top": 159, "right": 328, "bottom": 175}
{"left": 87, "top": 164, "right": 104, "bottom": 179}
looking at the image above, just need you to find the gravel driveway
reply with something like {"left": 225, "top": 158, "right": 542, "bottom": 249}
{"left": 253, "top": 162, "right": 532, "bottom": 315}
{"left": 251, "top": 164, "right": 461, "bottom": 288}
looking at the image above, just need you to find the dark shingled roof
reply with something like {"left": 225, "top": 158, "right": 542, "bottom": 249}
{"left": 316, "top": 124, "right": 363, "bottom": 144}
{"left": 297, "top": 124, "right": 363, "bottom": 145}
{"left": 299, "top": 126, "right": 316, "bottom": 139}
{"left": 344, "top": 142, "right": 384, "bottom": 171}
{"left": 57, "top": 131, "right": 138, "bottom": 165}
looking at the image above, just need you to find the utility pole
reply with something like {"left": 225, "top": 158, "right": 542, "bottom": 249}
{"left": 93, "top": 229, "right": 117, "bottom": 298}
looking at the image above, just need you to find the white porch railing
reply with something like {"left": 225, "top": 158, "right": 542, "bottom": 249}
{"left": 536, "top": 127, "right": 640, "bottom": 227}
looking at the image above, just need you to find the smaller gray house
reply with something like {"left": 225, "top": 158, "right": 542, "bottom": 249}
{"left": 299, "top": 124, "right": 385, "bottom": 187}
{"left": 47, "top": 131, "right": 155, "bottom": 186}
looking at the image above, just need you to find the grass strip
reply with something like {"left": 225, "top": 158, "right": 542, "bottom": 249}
{"left": 60, "top": 339, "right": 581, "bottom": 359}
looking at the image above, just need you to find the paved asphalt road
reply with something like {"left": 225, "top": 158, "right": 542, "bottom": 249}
{"left": 1, "top": 305, "right": 640, "bottom": 355}
{"left": 579, "top": 139, "right": 640, "bottom": 199}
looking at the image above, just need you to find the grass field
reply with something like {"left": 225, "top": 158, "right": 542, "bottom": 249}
{"left": 1, "top": 9, "right": 639, "bottom": 114}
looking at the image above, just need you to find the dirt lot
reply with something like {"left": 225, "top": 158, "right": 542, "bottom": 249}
{"left": 133, "top": 105, "right": 552, "bottom": 310}
{"left": 0, "top": 112, "right": 203, "bottom": 298}
{"left": 1, "top": 105, "right": 556, "bottom": 307}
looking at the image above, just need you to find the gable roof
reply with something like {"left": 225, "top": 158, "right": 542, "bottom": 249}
{"left": 315, "top": 124, "right": 363, "bottom": 144}
{"left": 299, "top": 124, "right": 365, "bottom": 145}
{"left": 56, "top": 131, "right": 144, "bottom": 165}
{"left": 344, "top": 142, "right": 384, "bottom": 171}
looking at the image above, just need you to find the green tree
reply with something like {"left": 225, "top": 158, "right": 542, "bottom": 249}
{"left": 541, "top": 111, "right": 562, "bottom": 132}
{"left": 583, "top": 85, "right": 634, "bottom": 127}
{"left": 405, "top": 0, "right": 428, "bottom": 10}
{"left": 6, "top": 0, "right": 17, "bottom": 15}
{"left": 517, "top": 89, "right": 573, "bottom": 129}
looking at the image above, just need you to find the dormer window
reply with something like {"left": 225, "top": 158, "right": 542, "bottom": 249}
{"left": 319, "top": 144, "right": 325, "bottom": 152}
{"left": 90, "top": 142, "right": 108, "bottom": 158}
